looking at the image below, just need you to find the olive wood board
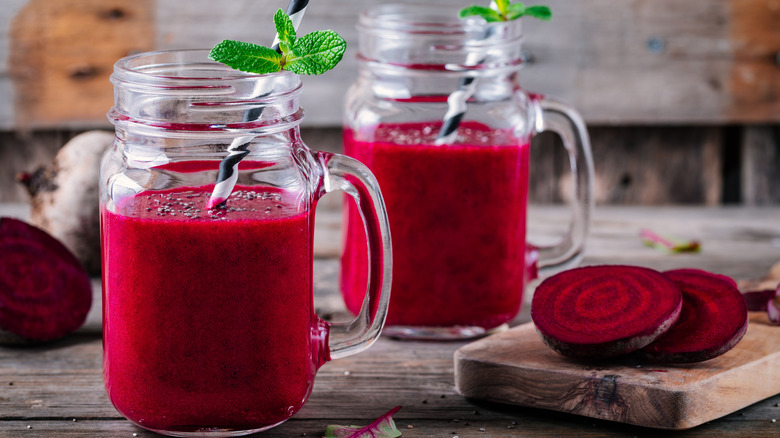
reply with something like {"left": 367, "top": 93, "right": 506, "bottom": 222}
{"left": 454, "top": 313, "right": 780, "bottom": 430}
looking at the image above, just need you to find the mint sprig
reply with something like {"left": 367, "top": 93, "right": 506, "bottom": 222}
{"left": 274, "top": 9, "right": 297, "bottom": 51}
{"left": 285, "top": 30, "right": 347, "bottom": 75}
{"left": 209, "top": 9, "right": 346, "bottom": 75}
{"left": 209, "top": 40, "right": 283, "bottom": 74}
{"left": 459, "top": 1, "right": 552, "bottom": 22}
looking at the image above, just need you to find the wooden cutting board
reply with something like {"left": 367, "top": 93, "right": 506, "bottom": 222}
{"left": 454, "top": 312, "right": 780, "bottom": 430}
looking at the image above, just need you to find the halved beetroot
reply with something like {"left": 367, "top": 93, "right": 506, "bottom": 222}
{"left": 0, "top": 218, "right": 92, "bottom": 344}
{"left": 640, "top": 269, "right": 748, "bottom": 363}
{"left": 531, "top": 265, "right": 683, "bottom": 359}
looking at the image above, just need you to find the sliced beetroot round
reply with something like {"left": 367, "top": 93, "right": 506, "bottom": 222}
{"left": 665, "top": 268, "right": 737, "bottom": 289}
{"left": 0, "top": 217, "right": 92, "bottom": 344}
{"left": 531, "top": 265, "right": 683, "bottom": 359}
{"left": 640, "top": 269, "right": 748, "bottom": 363}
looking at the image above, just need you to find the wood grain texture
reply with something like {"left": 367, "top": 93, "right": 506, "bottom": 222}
{"left": 2, "top": 203, "right": 780, "bottom": 436}
{"left": 0, "top": 127, "right": 344, "bottom": 204}
{"left": 528, "top": 205, "right": 780, "bottom": 281}
{"left": 0, "top": 125, "right": 759, "bottom": 206}
{"left": 1, "top": 0, "right": 780, "bottom": 128}
{"left": 530, "top": 126, "right": 724, "bottom": 205}
{"left": 728, "top": 0, "right": 780, "bottom": 122}
{"left": 8, "top": 0, "right": 154, "bottom": 129}
{"left": 741, "top": 125, "right": 780, "bottom": 205}
{"left": 454, "top": 313, "right": 780, "bottom": 430}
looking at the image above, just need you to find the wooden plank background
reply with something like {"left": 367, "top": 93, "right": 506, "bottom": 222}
{"left": 1, "top": 202, "right": 780, "bottom": 437}
{"left": 0, "top": 0, "right": 778, "bottom": 204}
{"left": 2, "top": 0, "right": 779, "bottom": 127}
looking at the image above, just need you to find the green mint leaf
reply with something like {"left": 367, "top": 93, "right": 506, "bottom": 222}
{"left": 209, "top": 40, "right": 282, "bottom": 74}
{"left": 492, "top": 0, "right": 511, "bottom": 15}
{"left": 284, "top": 30, "right": 346, "bottom": 75}
{"left": 209, "top": 11, "right": 347, "bottom": 76}
{"left": 506, "top": 3, "right": 526, "bottom": 20}
{"left": 279, "top": 41, "right": 293, "bottom": 57}
{"left": 324, "top": 406, "right": 402, "bottom": 438}
{"left": 273, "top": 8, "right": 296, "bottom": 49}
{"left": 523, "top": 5, "right": 552, "bottom": 20}
{"left": 459, "top": 5, "right": 503, "bottom": 22}
{"left": 461, "top": 2, "right": 551, "bottom": 22}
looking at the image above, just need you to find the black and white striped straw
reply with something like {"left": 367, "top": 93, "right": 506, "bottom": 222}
{"left": 207, "top": 0, "right": 310, "bottom": 209}
{"left": 435, "top": 5, "right": 498, "bottom": 146}
{"left": 434, "top": 50, "right": 483, "bottom": 145}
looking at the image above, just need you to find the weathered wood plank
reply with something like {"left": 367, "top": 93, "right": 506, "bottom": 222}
{"left": 530, "top": 126, "right": 724, "bottom": 205}
{"left": 2, "top": 2, "right": 778, "bottom": 207}
{"left": 728, "top": 0, "right": 780, "bottom": 122}
{"left": 455, "top": 314, "right": 780, "bottom": 430}
{"left": 3, "top": 414, "right": 780, "bottom": 438}
{"left": 0, "top": 126, "right": 737, "bottom": 205}
{"left": 742, "top": 125, "right": 780, "bottom": 205}
{"left": 8, "top": 0, "right": 155, "bottom": 129}
{"left": 0, "top": 127, "right": 345, "bottom": 202}
{"left": 0, "top": 0, "right": 28, "bottom": 127}
{"left": 3, "top": 203, "right": 780, "bottom": 281}
{"left": 1, "top": 0, "right": 780, "bottom": 129}
{"left": 1, "top": 204, "right": 780, "bottom": 436}
{"left": 529, "top": 205, "right": 780, "bottom": 280}
{"left": 2, "top": 339, "right": 780, "bottom": 437}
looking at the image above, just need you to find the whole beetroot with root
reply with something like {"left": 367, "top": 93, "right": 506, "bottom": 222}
{"left": 0, "top": 218, "right": 92, "bottom": 345}
{"left": 17, "top": 130, "right": 113, "bottom": 274}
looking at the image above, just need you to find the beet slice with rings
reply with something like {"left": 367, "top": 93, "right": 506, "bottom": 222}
{"left": 640, "top": 269, "right": 748, "bottom": 363}
{"left": 666, "top": 268, "right": 738, "bottom": 289}
{"left": 531, "top": 265, "right": 683, "bottom": 359}
{"left": 0, "top": 218, "right": 92, "bottom": 345}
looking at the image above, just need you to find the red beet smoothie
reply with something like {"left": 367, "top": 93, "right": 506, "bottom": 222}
{"left": 101, "top": 186, "right": 327, "bottom": 433}
{"left": 341, "top": 122, "right": 530, "bottom": 329}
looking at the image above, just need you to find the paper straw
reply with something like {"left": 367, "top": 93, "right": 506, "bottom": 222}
{"left": 206, "top": 135, "right": 255, "bottom": 210}
{"left": 207, "top": 0, "right": 310, "bottom": 210}
{"left": 435, "top": 4, "right": 499, "bottom": 145}
{"left": 273, "top": 0, "right": 309, "bottom": 48}
{"left": 434, "top": 50, "right": 483, "bottom": 145}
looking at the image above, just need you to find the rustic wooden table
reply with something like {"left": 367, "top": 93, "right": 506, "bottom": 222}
{"left": 2, "top": 203, "right": 780, "bottom": 437}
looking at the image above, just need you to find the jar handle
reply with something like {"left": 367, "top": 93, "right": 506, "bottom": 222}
{"left": 315, "top": 152, "right": 392, "bottom": 360}
{"left": 531, "top": 97, "right": 595, "bottom": 277}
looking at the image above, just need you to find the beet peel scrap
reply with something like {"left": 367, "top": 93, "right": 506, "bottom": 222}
{"left": 767, "top": 290, "right": 780, "bottom": 325}
{"left": 0, "top": 217, "right": 92, "bottom": 345}
{"left": 742, "top": 289, "right": 776, "bottom": 312}
{"left": 531, "top": 265, "right": 683, "bottom": 359}
{"left": 640, "top": 269, "right": 748, "bottom": 364}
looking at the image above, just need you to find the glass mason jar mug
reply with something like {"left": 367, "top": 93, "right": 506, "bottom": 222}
{"left": 341, "top": 4, "right": 594, "bottom": 339}
{"left": 101, "top": 50, "right": 391, "bottom": 437}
